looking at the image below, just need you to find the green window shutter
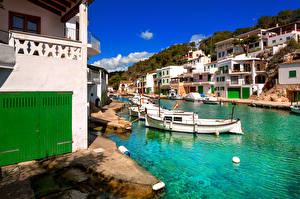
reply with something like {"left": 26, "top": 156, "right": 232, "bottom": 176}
{"left": 163, "top": 71, "right": 165, "bottom": 75}
{"left": 167, "top": 79, "right": 169, "bottom": 83}
{"left": 289, "top": 70, "right": 296, "bottom": 78}
{"left": 217, "top": 77, "right": 219, "bottom": 82}
{"left": 163, "top": 79, "right": 165, "bottom": 83}
{"left": 167, "top": 71, "right": 169, "bottom": 75}
{"left": 204, "top": 67, "right": 206, "bottom": 71}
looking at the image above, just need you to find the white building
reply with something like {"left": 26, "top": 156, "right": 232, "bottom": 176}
{"left": 118, "top": 80, "right": 134, "bottom": 94}
{"left": 145, "top": 72, "right": 156, "bottom": 94}
{"left": 0, "top": 0, "right": 100, "bottom": 166}
{"left": 279, "top": 61, "right": 300, "bottom": 85}
{"left": 215, "top": 57, "right": 267, "bottom": 99}
{"left": 267, "top": 21, "right": 300, "bottom": 47}
{"left": 182, "top": 50, "right": 205, "bottom": 61}
{"left": 87, "top": 65, "right": 108, "bottom": 110}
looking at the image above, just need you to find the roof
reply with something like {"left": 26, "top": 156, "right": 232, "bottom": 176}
{"left": 28, "top": 0, "right": 95, "bottom": 23}
{"left": 279, "top": 60, "right": 300, "bottom": 66}
{"left": 88, "top": 64, "right": 108, "bottom": 73}
{"left": 237, "top": 29, "right": 266, "bottom": 39}
{"left": 267, "top": 21, "right": 300, "bottom": 32}
{"left": 215, "top": 38, "right": 234, "bottom": 45}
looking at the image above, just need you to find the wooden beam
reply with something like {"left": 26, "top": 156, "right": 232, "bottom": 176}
{"left": 51, "top": 0, "right": 70, "bottom": 8}
{"left": 38, "top": 0, "right": 66, "bottom": 13}
{"left": 28, "top": 0, "right": 61, "bottom": 16}
{"left": 61, "top": 1, "right": 80, "bottom": 23}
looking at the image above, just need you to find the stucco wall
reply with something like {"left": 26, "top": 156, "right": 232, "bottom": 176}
{"left": 0, "top": 0, "right": 64, "bottom": 37}
{"left": 0, "top": 55, "right": 88, "bottom": 151}
{"left": 279, "top": 63, "right": 300, "bottom": 84}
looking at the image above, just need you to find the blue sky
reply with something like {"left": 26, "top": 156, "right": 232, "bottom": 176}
{"left": 88, "top": 0, "right": 300, "bottom": 71}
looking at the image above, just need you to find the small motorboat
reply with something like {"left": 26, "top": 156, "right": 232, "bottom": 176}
{"left": 290, "top": 104, "right": 300, "bottom": 114}
{"left": 203, "top": 97, "right": 219, "bottom": 105}
{"left": 168, "top": 90, "right": 183, "bottom": 100}
{"left": 184, "top": 92, "right": 204, "bottom": 102}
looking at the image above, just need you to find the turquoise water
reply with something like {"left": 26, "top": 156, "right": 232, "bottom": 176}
{"left": 107, "top": 99, "right": 300, "bottom": 199}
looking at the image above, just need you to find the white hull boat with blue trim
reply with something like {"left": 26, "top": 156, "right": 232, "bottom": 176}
{"left": 290, "top": 104, "right": 300, "bottom": 114}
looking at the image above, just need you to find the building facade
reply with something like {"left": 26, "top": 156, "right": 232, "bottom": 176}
{"left": 0, "top": 0, "right": 100, "bottom": 166}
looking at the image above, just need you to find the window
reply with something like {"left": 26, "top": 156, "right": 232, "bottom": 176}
{"left": 249, "top": 44, "right": 254, "bottom": 49}
{"left": 218, "top": 52, "right": 221, "bottom": 58}
{"left": 163, "top": 79, "right": 165, "bottom": 83}
{"left": 199, "top": 75, "right": 202, "bottom": 80}
{"left": 231, "top": 76, "right": 238, "bottom": 84}
{"left": 255, "top": 42, "right": 259, "bottom": 47}
{"left": 222, "top": 76, "right": 225, "bottom": 82}
{"left": 208, "top": 65, "right": 210, "bottom": 69}
{"left": 174, "top": 117, "right": 182, "bottom": 122}
{"left": 164, "top": 116, "right": 172, "bottom": 121}
{"left": 217, "top": 77, "right": 219, "bottom": 82}
{"left": 225, "top": 65, "right": 229, "bottom": 73}
{"left": 163, "top": 71, "right": 165, "bottom": 76}
{"left": 167, "top": 71, "right": 169, "bottom": 75}
{"left": 286, "top": 36, "right": 291, "bottom": 41}
{"left": 204, "top": 67, "right": 206, "bottom": 71}
{"left": 167, "top": 79, "right": 169, "bottom": 83}
{"left": 289, "top": 70, "right": 296, "bottom": 78}
{"left": 9, "top": 11, "right": 40, "bottom": 34}
{"left": 272, "top": 40, "right": 276, "bottom": 44}
{"left": 222, "top": 51, "right": 225, "bottom": 57}
{"left": 208, "top": 75, "right": 211, "bottom": 82}
{"left": 214, "top": 64, "right": 216, "bottom": 68}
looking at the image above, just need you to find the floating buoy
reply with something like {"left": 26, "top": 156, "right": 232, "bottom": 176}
{"left": 232, "top": 156, "right": 240, "bottom": 164}
{"left": 118, "top": 146, "right": 130, "bottom": 157}
{"left": 152, "top": 181, "right": 165, "bottom": 191}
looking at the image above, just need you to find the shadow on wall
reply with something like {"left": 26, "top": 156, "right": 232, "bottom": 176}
{"left": 0, "top": 69, "right": 13, "bottom": 87}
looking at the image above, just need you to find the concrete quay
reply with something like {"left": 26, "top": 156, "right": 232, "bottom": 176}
{"left": 0, "top": 136, "right": 163, "bottom": 199}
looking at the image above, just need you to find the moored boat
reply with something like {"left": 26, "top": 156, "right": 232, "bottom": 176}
{"left": 145, "top": 113, "right": 243, "bottom": 134}
{"left": 290, "top": 104, "right": 300, "bottom": 114}
{"left": 168, "top": 90, "right": 183, "bottom": 100}
{"left": 183, "top": 92, "right": 204, "bottom": 102}
{"left": 203, "top": 97, "right": 219, "bottom": 105}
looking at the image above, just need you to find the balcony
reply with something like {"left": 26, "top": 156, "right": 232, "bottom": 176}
{"left": 9, "top": 30, "right": 82, "bottom": 60}
{"left": 87, "top": 69, "right": 100, "bottom": 84}
{"left": 87, "top": 32, "right": 101, "bottom": 57}
{"left": 64, "top": 27, "right": 100, "bottom": 57}
{"left": 0, "top": 30, "right": 15, "bottom": 69}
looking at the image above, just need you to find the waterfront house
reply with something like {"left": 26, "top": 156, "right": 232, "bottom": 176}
{"left": 118, "top": 80, "right": 134, "bottom": 95}
{"left": 180, "top": 50, "right": 211, "bottom": 94}
{"left": 0, "top": 0, "right": 100, "bottom": 166}
{"left": 144, "top": 72, "right": 156, "bottom": 94}
{"left": 87, "top": 64, "right": 108, "bottom": 111}
{"left": 215, "top": 57, "right": 267, "bottom": 99}
{"left": 159, "top": 66, "right": 186, "bottom": 95}
{"left": 279, "top": 60, "right": 300, "bottom": 102}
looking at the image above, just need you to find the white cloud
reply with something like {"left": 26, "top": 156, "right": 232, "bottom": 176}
{"left": 140, "top": 30, "right": 153, "bottom": 40}
{"left": 190, "top": 34, "right": 206, "bottom": 43}
{"left": 92, "top": 51, "right": 154, "bottom": 72}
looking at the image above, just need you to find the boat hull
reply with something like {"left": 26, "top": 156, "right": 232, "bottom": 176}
{"left": 203, "top": 101, "right": 219, "bottom": 105}
{"left": 146, "top": 114, "right": 243, "bottom": 134}
{"left": 129, "top": 107, "right": 139, "bottom": 117}
{"left": 291, "top": 106, "right": 300, "bottom": 114}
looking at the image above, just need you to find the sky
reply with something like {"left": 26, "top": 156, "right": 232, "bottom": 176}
{"left": 88, "top": 0, "right": 300, "bottom": 72}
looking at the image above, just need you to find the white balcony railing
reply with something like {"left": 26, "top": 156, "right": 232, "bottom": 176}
{"left": 9, "top": 30, "right": 82, "bottom": 61}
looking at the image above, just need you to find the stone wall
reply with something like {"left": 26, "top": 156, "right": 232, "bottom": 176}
{"left": 257, "top": 84, "right": 300, "bottom": 102}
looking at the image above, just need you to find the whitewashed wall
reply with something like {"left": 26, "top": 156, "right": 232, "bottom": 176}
{"left": 279, "top": 63, "right": 300, "bottom": 84}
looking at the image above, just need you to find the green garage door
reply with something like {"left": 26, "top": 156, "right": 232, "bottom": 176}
{"left": 0, "top": 92, "right": 72, "bottom": 166}
{"left": 242, "top": 87, "right": 250, "bottom": 99}
{"left": 211, "top": 85, "right": 214, "bottom": 94}
{"left": 198, "top": 86, "right": 203, "bottom": 94}
{"left": 228, "top": 87, "right": 241, "bottom": 99}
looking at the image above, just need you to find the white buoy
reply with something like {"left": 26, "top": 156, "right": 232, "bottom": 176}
{"left": 118, "top": 145, "right": 130, "bottom": 157}
{"left": 152, "top": 181, "right": 165, "bottom": 191}
{"left": 232, "top": 156, "right": 240, "bottom": 164}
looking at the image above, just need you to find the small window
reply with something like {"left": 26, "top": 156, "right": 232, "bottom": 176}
{"left": 289, "top": 70, "right": 296, "bottom": 78}
{"left": 173, "top": 117, "right": 182, "bottom": 122}
{"left": 163, "top": 71, "right": 165, "bottom": 75}
{"left": 214, "top": 64, "right": 216, "bottom": 68}
{"left": 255, "top": 42, "right": 259, "bottom": 47}
{"left": 286, "top": 36, "right": 291, "bottom": 41}
{"left": 217, "top": 77, "right": 219, "bottom": 82}
{"left": 9, "top": 11, "right": 41, "bottom": 34}
{"left": 164, "top": 116, "right": 172, "bottom": 121}
{"left": 167, "top": 71, "right": 169, "bottom": 75}
{"left": 163, "top": 79, "right": 165, "bottom": 83}
{"left": 272, "top": 40, "right": 276, "bottom": 44}
{"left": 167, "top": 79, "right": 169, "bottom": 83}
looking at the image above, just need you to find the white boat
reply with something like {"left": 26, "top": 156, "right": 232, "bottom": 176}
{"left": 168, "top": 90, "right": 183, "bottom": 100}
{"left": 203, "top": 97, "right": 219, "bottom": 105}
{"left": 290, "top": 104, "right": 300, "bottom": 114}
{"left": 184, "top": 92, "right": 204, "bottom": 102}
{"left": 145, "top": 113, "right": 243, "bottom": 134}
{"left": 129, "top": 103, "right": 172, "bottom": 120}
{"left": 130, "top": 95, "right": 151, "bottom": 105}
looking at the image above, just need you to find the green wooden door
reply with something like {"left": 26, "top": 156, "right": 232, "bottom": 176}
{"left": 242, "top": 87, "right": 250, "bottom": 99}
{"left": 228, "top": 87, "right": 241, "bottom": 99}
{"left": 0, "top": 92, "right": 72, "bottom": 166}
{"left": 198, "top": 86, "right": 203, "bottom": 94}
{"left": 211, "top": 85, "right": 214, "bottom": 94}
{"left": 294, "top": 91, "right": 300, "bottom": 102}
